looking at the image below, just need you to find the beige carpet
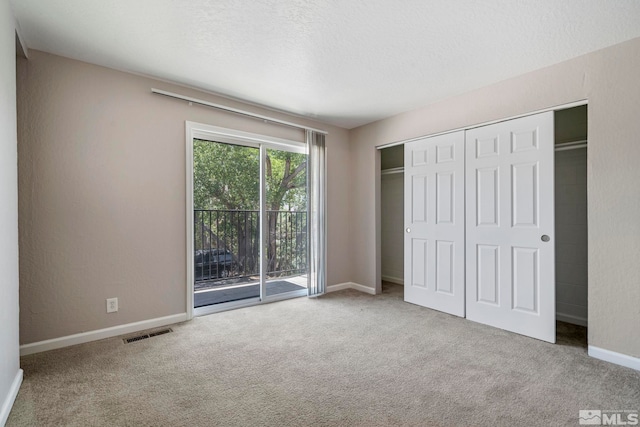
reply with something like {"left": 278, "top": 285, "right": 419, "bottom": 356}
{"left": 8, "top": 283, "right": 640, "bottom": 426}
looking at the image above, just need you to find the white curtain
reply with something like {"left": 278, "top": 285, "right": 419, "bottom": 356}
{"left": 307, "top": 130, "right": 326, "bottom": 296}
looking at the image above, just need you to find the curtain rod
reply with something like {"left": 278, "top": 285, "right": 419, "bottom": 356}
{"left": 151, "top": 88, "right": 328, "bottom": 135}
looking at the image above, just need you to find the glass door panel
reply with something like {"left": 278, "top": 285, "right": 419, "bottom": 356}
{"left": 264, "top": 147, "right": 309, "bottom": 297}
{"left": 193, "top": 139, "right": 260, "bottom": 308}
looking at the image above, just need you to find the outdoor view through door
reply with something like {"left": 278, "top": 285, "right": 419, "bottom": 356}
{"left": 193, "top": 139, "right": 308, "bottom": 308}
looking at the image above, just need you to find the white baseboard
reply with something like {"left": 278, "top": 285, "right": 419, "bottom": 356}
{"left": 326, "top": 282, "right": 376, "bottom": 295}
{"left": 326, "top": 283, "right": 352, "bottom": 292}
{"left": 0, "top": 369, "right": 23, "bottom": 427}
{"left": 588, "top": 346, "right": 640, "bottom": 372}
{"left": 556, "top": 312, "right": 588, "bottom": 327}
{"left": 20, "top": 313, "right": 188, "bottom": 356}
{"left": 381, "top": 275, "right": 404, "bottom": 285}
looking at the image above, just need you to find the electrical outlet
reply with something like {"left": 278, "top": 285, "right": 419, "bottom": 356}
{"left": 106, "top": 297, "right": 118, "bottom": 313}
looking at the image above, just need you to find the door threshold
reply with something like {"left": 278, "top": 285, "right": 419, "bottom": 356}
{"left": 193, "top": 288, "right": 307, "bottom": 317}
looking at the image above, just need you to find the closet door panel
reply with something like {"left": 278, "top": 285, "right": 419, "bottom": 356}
{"left": 404, "top": 131, "right": 465, "bottom": 317}
{"left": 476, "top": 167, "right": 500, "bottom": 227}
{"left": 476, "top": 244, "right": 500, "bottom": 305}
{"left": 465, "top": 111, "right": 555, "bottom": 343}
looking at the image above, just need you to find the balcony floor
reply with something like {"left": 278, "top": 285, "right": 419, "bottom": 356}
{"left": 194, "top": 275, "right": 307, "bottom": 308}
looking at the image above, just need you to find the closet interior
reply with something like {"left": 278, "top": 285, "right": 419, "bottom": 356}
{"left": 380, "top": 145, "right": 404, "bottom": 286}
{"left": 554, "top": 105, "right": 588, "bottom": 327}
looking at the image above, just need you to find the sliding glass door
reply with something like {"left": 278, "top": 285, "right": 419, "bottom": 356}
{"left": 193, "top": 139, "right": 261, "bottom": 308}
{"left": 191, "top": 136, "right": 308, "bottom": 312}
{"left": 265, "top": 147, "right": 308, "bottom": 297}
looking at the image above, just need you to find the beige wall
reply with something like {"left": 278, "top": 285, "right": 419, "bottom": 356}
{"left": 0, "top": 0, "right": 21, "bottom": 418}
{"left": 349, "top": 37, "right": 640, "bottom": 358}
{"left": 17, "top": 50, "right": 351, "bottom": 344}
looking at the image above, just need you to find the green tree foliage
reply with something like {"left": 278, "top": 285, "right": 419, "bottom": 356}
{"left": 193, "top": 140, "right": 307, "bottom": 211}
{"left": 193, "top": 139, "right": 307, "bottom": 280}
{"left": 265, "top": 148, "right": 307, "bottom": 211}
{"left": 193, "top": 140, "right": 260, "bottom": 210}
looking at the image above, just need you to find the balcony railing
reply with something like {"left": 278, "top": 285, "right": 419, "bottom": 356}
{"left": 194, "top": 209, "right": 307, "bottom": 283}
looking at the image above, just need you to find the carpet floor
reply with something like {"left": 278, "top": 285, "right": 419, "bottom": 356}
{"left": 7, "top": 283, "right": 640, "bottom": 426}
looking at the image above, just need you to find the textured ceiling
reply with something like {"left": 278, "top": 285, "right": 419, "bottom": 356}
{"left": 11, "top": 0, "right": 640, "bottom": 129}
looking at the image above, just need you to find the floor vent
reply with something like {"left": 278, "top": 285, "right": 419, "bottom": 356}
{"left": 149, "top": 329, "right": 172, "bottom": 337}
{"left": 124, "top": 334, "right": 149, "bottom": 344}
{"left": 124, "top": 328, "right": 173, "bottom": 344}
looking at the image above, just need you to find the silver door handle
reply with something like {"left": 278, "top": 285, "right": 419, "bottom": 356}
{"left": 541, "top": 235, "right": 550, "bottom": 242}
{"left": 406, "top": 228, "right": 411, "bottom": 233}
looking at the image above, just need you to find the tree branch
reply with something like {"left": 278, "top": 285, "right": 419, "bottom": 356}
{"left": 281, "top": 161, "right": 306, "bottom": 189}
{"left": 266, "top": 154, "right": 272, "bottom": 178}
{"left": 286, "top": 182, "right": 306, "bottom": 190}
{"left": 284, "top": 155, "right": 291, "bottom": 177}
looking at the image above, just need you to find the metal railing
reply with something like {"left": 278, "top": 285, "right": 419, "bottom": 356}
{"left": 194, "top": 209, "right": 307, "bottom": 282}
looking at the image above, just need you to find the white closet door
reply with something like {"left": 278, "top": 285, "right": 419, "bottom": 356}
{"left": 404, "top": 131, "right": 465, "bottom": 317}
{"left": 465, "top": 111, "right": 555, "bottom": 342}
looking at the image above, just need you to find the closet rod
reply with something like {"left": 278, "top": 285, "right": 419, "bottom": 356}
{"left": 555, "top": 139, "right": 587, "bottom": 152}
{"left": 555, "top": 144, "right": 587, "bottom": 152}
{"left": 381, "top": 167, "right": 404, "bottom": 176}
